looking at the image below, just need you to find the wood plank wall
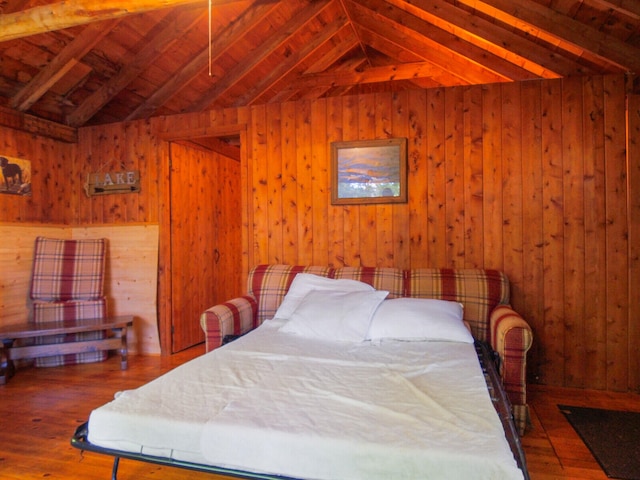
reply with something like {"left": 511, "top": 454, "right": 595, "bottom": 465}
{"left": 0, "top": 73, "right": 637, "bottom": 392}
{"left": 244, "top": 75, "right": 637, "bottom": 392}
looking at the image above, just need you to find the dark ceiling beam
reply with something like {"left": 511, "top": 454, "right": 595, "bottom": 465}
{"left": 0, "top": 0, "right": 262, "bottom": 42}
{"left": 402, "top": 0, "right": 581, "bottom": 78}
{"left": 126, "top": 0, "right": 280, "bottom": 121}
{"left": 234, "top": 18, "right": 350, "bottom": 106}
{"left": 291, "top": 61, "right": 444, "bottom": 88}
{"left": 189, "top": 0, "right": 334, "bottom": 112}
{"left": 10, "top": 20, "right": 120, "bottom": 112}
{"left": 0, "top": 105, "right": 77, "bottom": 143}
{"left": 347, "top": 0, "right": 501, "bottom": 86}
{"left": 351, "top": 0, "right": 538, "bottom": 83}
{"left": 268, "top": 49, "right": 366, "bottom": 103}
{"left": 470, "top": 0, "right": 640, "bottom": 73}
{"left": 590, "top": 0, "right": 640, "bottom": 20}
{"left": 66, "top": 9, "right": 206, "bottom": 127}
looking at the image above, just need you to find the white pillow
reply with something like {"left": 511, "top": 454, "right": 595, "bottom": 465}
{"left": 274, "top": 273, "right": 374, "bottom": 320}
{"left": 366, "top": 298, "right": 473, "bottom": 343}
{"left": 279, "top": 289, "right": 389, "bottom": 342}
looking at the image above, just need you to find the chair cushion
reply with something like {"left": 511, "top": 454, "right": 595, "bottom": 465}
{"left": 32, "top": 298, "right": 108, "bottom": 367}
{"left": 30, "top": 237, "right": 106, "bottom": 301}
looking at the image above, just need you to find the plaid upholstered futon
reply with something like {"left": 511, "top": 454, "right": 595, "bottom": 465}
{"left": 200, "top": 264, "right": 533, "bottom": 435}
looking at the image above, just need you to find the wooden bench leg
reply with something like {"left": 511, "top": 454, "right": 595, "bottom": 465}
{"left": 119, "top": 326, "right": 128, "bottom": 370}
{"left": 0, "top": 340, "right": 16, "bottom": 385}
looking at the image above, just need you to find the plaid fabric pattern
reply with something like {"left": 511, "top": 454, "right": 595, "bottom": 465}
{"left": 200, "top": 296, "right": 258, "bottom": 351}
{"left": 333, "top": 266, "right": 405, "bottom": 298}
{"left": 249, "top": 265, "right": 334, "bottom": 324}
{"left": 30, "top": 237, "right": 106, "bottom": 301}
{"left": 490, "top": 304, "right": 534, "bottom": 435}
{"left": 406, "top": 268, "right": 509, "bottom": 342}
{"left": 30, "top": 237, "right": 108, "bottom": 367}
{"left": 32, "top": 299, "right": 108, "bottom": 367}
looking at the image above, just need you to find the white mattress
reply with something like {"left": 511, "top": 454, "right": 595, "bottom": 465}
{"left": 88, "top": 319, "right": 524, "bottom": 480}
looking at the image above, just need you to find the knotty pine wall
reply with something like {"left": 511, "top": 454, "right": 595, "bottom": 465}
{"left": 0, "top": 73, "right": 638, "bottom": 393}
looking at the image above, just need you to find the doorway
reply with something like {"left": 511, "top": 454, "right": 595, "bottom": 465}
{"left": 168, "top": 137, "right": 242, "bottom": 353}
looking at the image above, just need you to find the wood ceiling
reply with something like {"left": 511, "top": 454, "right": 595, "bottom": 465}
{"left": 1, "top": 0, "right": 639, "bottom": 130}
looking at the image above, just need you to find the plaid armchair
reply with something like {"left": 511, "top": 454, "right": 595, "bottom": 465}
{"left": 201, "top": 264, "right": 533, "bottom": 435}
{"left": 29, "top": 237, "right": 108, "bottom": 367}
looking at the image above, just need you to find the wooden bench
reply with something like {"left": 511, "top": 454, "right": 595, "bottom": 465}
{"left": 0, "top": 315, "right": 133, "bottom": 385}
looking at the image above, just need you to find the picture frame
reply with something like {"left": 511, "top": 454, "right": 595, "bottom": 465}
{"left": 331, "top": 138, "right": 407, "bottom": 205}
{"left": 0, "top": 154, "right": 32, "bottom": 196}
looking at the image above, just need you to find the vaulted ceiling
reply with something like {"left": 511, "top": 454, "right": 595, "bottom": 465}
{"left": 1, "top": 0, "right": 639, "bottom": 130}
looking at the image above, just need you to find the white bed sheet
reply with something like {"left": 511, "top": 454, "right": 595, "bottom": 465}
{"left": 88, "top": 319, "right": 524, "bottom": 480}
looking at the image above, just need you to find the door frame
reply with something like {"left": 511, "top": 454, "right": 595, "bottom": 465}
{"left": 157, "top": 124, "right": 248, "bottom": 355}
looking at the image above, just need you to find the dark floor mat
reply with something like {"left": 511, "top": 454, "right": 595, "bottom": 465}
{"left": 559, "top": 404, "right": 640, "bottom": 480}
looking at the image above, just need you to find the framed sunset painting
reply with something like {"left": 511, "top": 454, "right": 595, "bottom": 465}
{"left": 330, "top": 138, "right": 407, "bottom": 205}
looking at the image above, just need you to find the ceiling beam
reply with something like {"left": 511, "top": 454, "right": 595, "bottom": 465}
{"left": 0, "top": 0, "right": 242, "bottom": 42}
{"left": 126, "top": 0, "right": 280, "bottom": 121}
{"left": 66, "top": 9, "right": 206, "bottom": 126}
{"left": 269, "top": 47, "right": 369, "bottom": 103}
{"left": 402, "top": 0, "right": 578, "bottom": 78}
{"left": 590, "top": 0, "right": 640, "bottom": 20}
{"left": 0, "top": 105, "right": 77, "bottom": 143}
{"left": 234, "top": 17, "right": 349, "bottom": 106}
{"left": 293, "top": 61, "right": 444, "bottom": 88}
{"left": 189, "top": 0, "right": 334, "bottom": 112}
{"left": 348, "top": 0, "right": 502, "bottom": 86}
{"left": 469, "top": 0, "right": 640, "bottom": 74}
{"left": 352, "top": 0, "right": 537, "bottom": 83}
{"left": 10, "top": 20, "right": 120, "bottom": 111}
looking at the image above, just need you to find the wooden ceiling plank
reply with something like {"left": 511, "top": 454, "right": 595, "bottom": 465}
{"left": 259, "top": 20, "right": 362, "bottom": 103}
{"left": 189, "top": 0, "right": 334, "bottom": 112}
{"left": 127, "top": 0, "right": 280, "bottom": 121}
{"left": 352, "top": 0, "right": 537, "bottom": 82}
{"left": 589, "top": 0, "right": 640, "bottom": 20}
{"left": 66, "top": 9, "right": 206, "bottom": 126}
{"left": 357, "top": 27, "right": 427, "bottom": 63}
{"left": 401, "top": 0, "right": 580, "bottom": 78}
{"left": 347, "top": 0, "right": 498, "bottom": 85}
{"left": 472, "top": 0, "right": 640, "bottom": 73}
{"left": 235, "top": 19, "right": 350, "bottom": 106}
{"left": 303, "top": 35, "right": 360, "bottom": 74}
{"left": 0, "top": 0, "right": 274, "bottom": 42}
{"left": 10, "top": 19, "right": 120, "bottom": 111}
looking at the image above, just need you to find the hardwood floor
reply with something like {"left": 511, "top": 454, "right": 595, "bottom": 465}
{"left": 1, "top": 347, "right": 639, "bottom": 479}
{"left": 523, "top": 383, "right": 640, "bottom": 479}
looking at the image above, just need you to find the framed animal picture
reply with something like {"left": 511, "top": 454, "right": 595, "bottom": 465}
{"left": 0, "top": 155, "right": 31, "bottom": 196}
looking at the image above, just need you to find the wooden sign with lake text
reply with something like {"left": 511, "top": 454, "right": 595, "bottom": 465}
{"left": 84, "top": 170, "right": 140, "bottom": 196}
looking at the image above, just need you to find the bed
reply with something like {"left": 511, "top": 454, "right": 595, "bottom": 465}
{"left": 72, "top": 275, "right": 529, "bottom": 479}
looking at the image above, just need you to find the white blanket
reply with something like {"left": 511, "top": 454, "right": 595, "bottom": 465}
{"left": 89, "top": 319, "right": 523, "bottom": 479}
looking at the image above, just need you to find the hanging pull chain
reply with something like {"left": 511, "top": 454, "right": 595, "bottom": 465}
{"left": 208, "top": 0, "right": 212, "bottom": 76}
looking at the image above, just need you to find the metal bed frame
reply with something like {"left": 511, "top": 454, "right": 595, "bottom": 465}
{"left": 71, "top": 341, "right": 530, "bottom": 480}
